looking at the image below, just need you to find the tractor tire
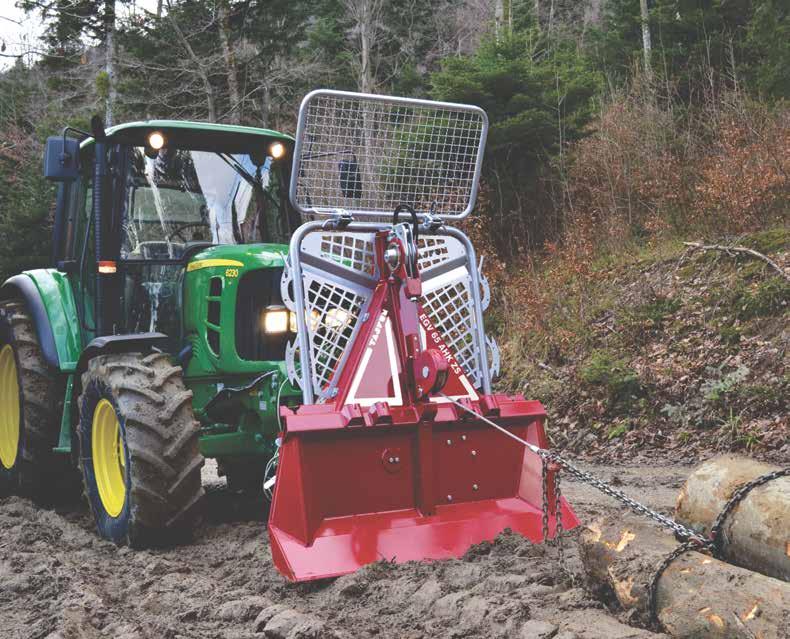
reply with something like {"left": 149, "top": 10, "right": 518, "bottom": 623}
{"left": 0, "top": 301, "right": 64, "bottom": 503}
{"left": 78, "top": 352, "right": 204, "bottom": 547}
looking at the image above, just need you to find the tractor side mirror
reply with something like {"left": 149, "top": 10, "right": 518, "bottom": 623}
{"left": 338, "top": 157, "right": 362, "bottom": 199}
{"left": 43, "top": 136, "right": 80, "bottom": 182}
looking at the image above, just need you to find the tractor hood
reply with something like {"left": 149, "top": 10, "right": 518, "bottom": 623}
{"left": 186, "top": 243, "right": 289, "bottom": 273}
{"left": 182, "top": 242, "right": 292, "bottom": 378}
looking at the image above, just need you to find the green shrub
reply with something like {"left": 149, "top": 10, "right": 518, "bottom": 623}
{"left": 579, "top": 351, "right": 642, "bottom": 405}
{"left": 718, "top": 324, "right": 742, "bottom": 346}
{"left": 701, "top": 365, "right": 750, "bottom": 403}
{"left": 732, "top": 278, "right": 790, "bottom": 320}
{"left": 742, "top": 228, "right": 790, "bottom": 255}
{"left": 631, "top": 296, "right": 681, "bottom": 326}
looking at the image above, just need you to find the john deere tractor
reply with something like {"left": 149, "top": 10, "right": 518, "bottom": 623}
{"left": 0, "top": 116, "right": 302, "bottom": 545}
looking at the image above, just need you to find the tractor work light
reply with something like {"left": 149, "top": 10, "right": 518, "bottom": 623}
{"left": 262, "top": 306, "right": 289, "bottom": 334}
{"left": 147, "top": 131, "right": 165, "bottom": 150}
{"left": 269, "top": 142, "right": 285, "bottom": 159}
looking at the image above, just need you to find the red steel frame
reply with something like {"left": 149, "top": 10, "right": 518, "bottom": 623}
{"left": 269, "top": 230, "right": 578, "bottom": 582}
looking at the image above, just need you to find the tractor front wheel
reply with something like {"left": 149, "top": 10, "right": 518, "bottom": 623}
{"left": 78, "top": 352, "right": 204, "bottom": 546}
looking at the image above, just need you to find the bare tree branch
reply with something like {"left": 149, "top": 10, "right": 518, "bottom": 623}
{"left": 683, "top": 241, "right": 789, "bottom": 281}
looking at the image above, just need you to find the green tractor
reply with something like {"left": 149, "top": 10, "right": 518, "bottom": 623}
{"left": 0, "top": 116, "right": 303, "bottom": 545}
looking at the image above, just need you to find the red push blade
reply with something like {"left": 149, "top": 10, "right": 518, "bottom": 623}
{"left": 268, "top": 397, "right": 579, "bottom": 582}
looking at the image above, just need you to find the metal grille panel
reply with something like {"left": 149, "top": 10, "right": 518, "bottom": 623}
{"left": 282, "top": 230, "right": 377, "bottom": 401}
{"left": 303, "top": 277, "right": 367, "bottom": 397}
{"left": 284, "top": 224, "right": 496, "bottom": 400}
{"left": 421, "top": 274, "right": 481, "bottom": 387}
{"left": 418, "top": 236, "right": 454, "bottom": 271}
{"left": 318, "top": 233, "right": 376, "bottom": 277}
{"left": 290, "top": 90, "right": 487, "bottom": 220}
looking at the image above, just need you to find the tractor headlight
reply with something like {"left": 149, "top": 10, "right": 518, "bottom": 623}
{"left": 269, "top": 142, "right": 285, "bottom": 159}
{"left": 147, "top": 131, "right": 165, "bottom": 150}
{"left": 262, "top": 306, "right": 289, "bottom": 334}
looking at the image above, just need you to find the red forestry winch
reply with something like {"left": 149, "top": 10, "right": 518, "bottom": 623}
{"left": 268, "top": 90, "right": 578, "bottom": 582}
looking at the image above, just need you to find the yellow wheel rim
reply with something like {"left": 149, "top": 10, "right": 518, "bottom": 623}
{"left": 0, "top": 344, "right": 20, "bottom": 470}
{"left": 92, "top": 399, "right": 126, "bottom": 517}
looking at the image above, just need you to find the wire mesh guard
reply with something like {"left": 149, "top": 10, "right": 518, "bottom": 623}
{"left": 283, "top": 231, "right": 379, "bottom": 398}
{"left": 282, "top": 231, "right": 498, "bottom": 399}
{"left": 290, "top": 90, "right": 488, "bottom": 220}
{"left": 418, "top": 235, "right": 499, "bottom": 387}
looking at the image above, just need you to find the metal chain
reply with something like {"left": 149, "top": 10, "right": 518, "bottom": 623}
{"left": 439, "top": 394, "right": 709, "bottom": 546}
{"left": 648, "top": 538, "right": 710, "bottom": 626}
{"left": 541, "top": 458, "right": 550, "bottom": 543}
{"left": 553, "top": 467, "right": 568, "bottom": 576}
{"left": 709, "top": 467, "right": 790, "bottom": 557}
{"left": 541, "top": 456, "right": 569, "bottom": 579}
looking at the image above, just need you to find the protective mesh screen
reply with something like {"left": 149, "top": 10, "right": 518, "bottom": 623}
{"left": 421, "top": 278, "right": 480, "bottom": 386}
{"left": 293, "top": 91, "right": 486, "bottom": 219}
{"left": 303, "top": 276, "right": 367, "bottom": 396}
{"left": 319, "top": 233, "right": 376, "bottom": 276}
{"left": 417, "top": 236, "right": 453, "bottom": 271}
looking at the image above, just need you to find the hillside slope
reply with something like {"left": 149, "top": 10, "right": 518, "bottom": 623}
{"left": 495, "top": 228, "right": 789, "bottom": 464}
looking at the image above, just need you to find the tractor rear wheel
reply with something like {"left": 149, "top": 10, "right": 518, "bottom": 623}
{"left": 0, "top": 301, "right": 64, "bottom": 502}
{"left": 78, "top": 352, "right": 204, "bottom": 546}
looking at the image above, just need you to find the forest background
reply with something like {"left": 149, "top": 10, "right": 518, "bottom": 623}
{"left": 0, "top": 0, "right": 788, "bottom": 457}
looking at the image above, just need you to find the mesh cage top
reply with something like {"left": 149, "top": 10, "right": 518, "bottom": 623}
{"left": 289, "top": 90, "right": 488, "bottom": 220}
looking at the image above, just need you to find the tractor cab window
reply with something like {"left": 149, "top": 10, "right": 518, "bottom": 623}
{"left": 122, "top": 145, "right": 289, "bottom": 261}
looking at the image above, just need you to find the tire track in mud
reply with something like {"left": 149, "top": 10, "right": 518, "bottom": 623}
{"left": 0, "top": 462, "right": 689, "bottom": 639}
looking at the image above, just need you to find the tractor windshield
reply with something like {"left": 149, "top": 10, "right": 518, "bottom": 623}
{"left": 122, "top": 146, "right": 289, "bottom": 260}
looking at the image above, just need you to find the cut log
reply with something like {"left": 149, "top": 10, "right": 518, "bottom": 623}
{"left": 675, "top": 455, "right": 790, "bottom": 582}
{"left": 579, "top": 515, "right": 790, "bottom": 639}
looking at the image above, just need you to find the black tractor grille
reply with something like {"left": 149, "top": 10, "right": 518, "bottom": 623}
{"left": 235, "top": 267, "right": 290, "bottom": 361}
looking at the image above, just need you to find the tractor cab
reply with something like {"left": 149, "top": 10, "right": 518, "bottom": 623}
{"left": 46, "top": 119, "right": 299, "bottom": 347}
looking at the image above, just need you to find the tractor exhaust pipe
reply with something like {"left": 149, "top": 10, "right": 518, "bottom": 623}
{"left": 90, "top": 115, "right": 108, "bottom": 336}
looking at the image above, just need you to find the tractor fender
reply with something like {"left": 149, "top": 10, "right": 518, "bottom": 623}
{"left": 1, "top": 274, "right": 61, "bottom": 369}
{"left": 76, "top": 333, "right": 171, "bottom": 381}
{"left": 1, "top": 269, "right": 83, "bottom": 372}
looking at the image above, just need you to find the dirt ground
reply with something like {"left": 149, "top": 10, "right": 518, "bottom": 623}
{"left": 0, "top": 460, "right": 695, "bottom": 639}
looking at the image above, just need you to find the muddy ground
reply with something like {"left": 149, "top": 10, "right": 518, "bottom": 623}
{"left": 0, "top": 461, "right": 694, "bottom": 639}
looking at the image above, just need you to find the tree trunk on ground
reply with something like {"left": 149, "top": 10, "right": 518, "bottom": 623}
{"left": 579, "top": 515, "right": 790, "bottom": 638}
{"left": 639, "top": 0, "right": 652, "bottom": 82}
{"left": 218, "top": 0, "right": 241, "bottom": 123}
{"left": 675, "top": 455, "right": 790, "bottom": 582}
